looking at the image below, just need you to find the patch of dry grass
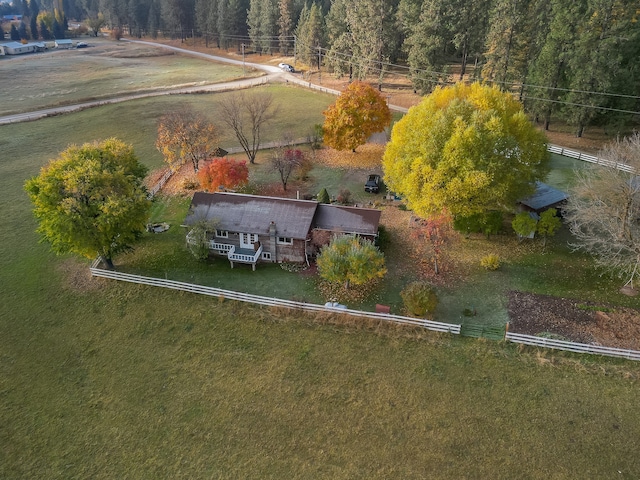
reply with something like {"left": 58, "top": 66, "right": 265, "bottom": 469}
{"left": 316, "top": 143, "right": 386, "bottom": 170}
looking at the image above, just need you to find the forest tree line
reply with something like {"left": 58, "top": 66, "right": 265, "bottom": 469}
{"left": 4, "top": 0, "right": 639, "bottom": 136}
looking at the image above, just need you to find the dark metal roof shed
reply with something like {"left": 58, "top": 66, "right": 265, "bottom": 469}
{"left": 519, "top": 181, "right": 569, "bottom": 212}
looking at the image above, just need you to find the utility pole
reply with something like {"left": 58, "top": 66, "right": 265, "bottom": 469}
{"left": 317, "top": 45, "right": 321, "bottom": 84}
{"left": 242, "top": 43, "right": 246, "bottom": 77}
{"left": 293, "top": 35, "right": 297, "bottom": 68}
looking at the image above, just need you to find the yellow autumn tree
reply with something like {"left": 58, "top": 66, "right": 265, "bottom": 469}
{"left": 383, "top": 82, "right": 549, "bottom": 219}
{"left": 322, "top": 81, "right": 392, "bottom": 152}
{"left": 156, "top": 106, "right": 220, "bottom": 173}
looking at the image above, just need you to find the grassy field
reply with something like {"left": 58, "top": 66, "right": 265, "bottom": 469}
{"left": 0, "top": 38, "right": 258, "bottom": 116}
{"left": 2, "top": 56, "right": 640, "bottom": 478}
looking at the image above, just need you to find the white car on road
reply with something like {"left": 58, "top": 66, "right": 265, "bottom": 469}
{"left": 278, "top": 63, "right": 294, "bottom": 72}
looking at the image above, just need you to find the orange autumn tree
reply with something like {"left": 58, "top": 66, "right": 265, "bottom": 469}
{"left": 198, "top": 157, "right": 249, "bottom": 191}
{"left": 156, "top": 106, "right": 220, "bottom": 173}
{"left": 322, "top": 81, "right": 392, "bottom": 152}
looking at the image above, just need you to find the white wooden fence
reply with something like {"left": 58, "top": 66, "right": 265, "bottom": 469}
{"left": 89, "top": 265, "right": 640, "bottom": 361}
{"left": 89, "top": 266, "right": 461, "bottom": 334}
{"left": 148, "top": 169, "right": 174, "bottom": 197}
{"left": 547, "top": 144, "right": 636, "bottom": 174}
{"left": 124, "top": 144, "right": 640, "bottom": 361}
{"left": 506, "top": 332, "right": 640, "bottom": 361}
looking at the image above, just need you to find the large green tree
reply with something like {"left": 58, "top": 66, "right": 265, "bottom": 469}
{"left": 24, "top": 138, "right": 151, "bottom": 270}
{"left": 383, "top": 82, "right": 549, "bottom": 219}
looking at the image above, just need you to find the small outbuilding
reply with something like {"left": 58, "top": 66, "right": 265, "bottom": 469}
{"left": 54, "top": 39, "right": 74, "bottom": 49}
{"left": 0, "top": 41, "right": 37, "bottom": 55}
{"left": 518, "top": 181, "right": 569, "bottom": 214}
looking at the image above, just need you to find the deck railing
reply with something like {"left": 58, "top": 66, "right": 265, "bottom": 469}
{"left": 228, "top": 245, "right": 263, "bottom": 270}
{"left": 210, "top": 241, "right": 233, "bottom": 253}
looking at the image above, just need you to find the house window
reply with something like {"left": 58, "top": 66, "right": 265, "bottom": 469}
{"left": 277, "top": 237, "right": 293, "bottom": 245}
{"left": 262, "top": 252, "right": 272, "bottom": 261}
{"left": 215, "top": 229, "right": 228, "bottom": 238}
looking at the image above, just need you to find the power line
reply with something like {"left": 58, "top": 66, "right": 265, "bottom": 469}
{"left": 519, "top": 96, "right": 640, "bottom": 116}
{"left": 295, "top": 38, "right": 640, "bottom": 114}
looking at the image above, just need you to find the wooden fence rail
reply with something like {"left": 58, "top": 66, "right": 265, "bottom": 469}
{"left": 90, "top": 265, "right": 640, "bottom": 361}
{"left": 89, "top": 267, "right": 461, "bottom": 334}
{"left": 547, "top": 144, "right": 636, "bottom": 174}
{"left": 505, "top": 332, "right": 640, "bottom": 361}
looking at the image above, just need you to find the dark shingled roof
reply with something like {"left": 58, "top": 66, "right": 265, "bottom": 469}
{"left": 185, "top": 192, "right": 382, "bottom": 240}
{"left": 185, "top": 192, "right": 318, "bottom": 239}
{"left": 313, "top": 204, "right": 381, "bottom": 236}
{"left": 519, "top": 182, "right": 569, "bottom": 211}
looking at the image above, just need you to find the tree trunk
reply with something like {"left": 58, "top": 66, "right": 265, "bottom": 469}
{"left": 103, "top": 256, "right": 115, "bottom": 270}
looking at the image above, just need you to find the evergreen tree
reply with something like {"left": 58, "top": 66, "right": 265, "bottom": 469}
{"left": 295, "top": 2, "right": 324, "bottom": 66}
{"left": 324, "top": 0, "right": 350, "bottom": 76}
{"left": 52, "top": 18, "right": 63, "bottom": 38}
{"left": 525, "top": 0, "right": 584, "bottom": 130}
{"left": 325, "top": 0, "right": 398, "bottom": 81}
{"left": 30, "top": 0, "right": 40, "bottom": 40}
{"left": 39, "top": 19, "right": 51, "bottom": 39}
{"left": 248, "top": 0, "right": 278, "bottom": 54}
{"left": 482, "top": 0, "right": 530, "bottom": 88}
{"left": 148, "top": 0, "right": 161, "bottom": 38}
{"left": 218, "top": 0, "right": 250, "bottom": 49}
{"left": 195, "top": 0, "right": 218, "bottom": 46}
{"left": 404, "top": 0, "right": 450, "bottom": 93}
{"left": 563, "top": 0, "right": 638, "bottom": 137}
{"left": 278, "top": 0, "right": 293, "bottom": 54}
{"left": 10, "top": 24, "right": 20, "bottom": 41}
{"left": 30, "top": 17, "right": 39, "bottom": 39}
{"left": 128, "top": 0, "right": 150, "bottom": 37}
{"left": 163, "top": 0, "right": 196, "bottom": 40}
{"left": 247, "top": 0, "right": 264, "bottom": 51}
{"left": 18, "top": 21, "right": 30, "bottom": 40}
{"left": 448, "top": 0, "right": 490, "bottom": 80}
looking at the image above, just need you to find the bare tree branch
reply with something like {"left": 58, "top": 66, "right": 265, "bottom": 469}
{"left": 564, "top": 133, "right": 640, "bottom": 289}
{"left": 218, "top": 91, "right": 278, "bottom": 164}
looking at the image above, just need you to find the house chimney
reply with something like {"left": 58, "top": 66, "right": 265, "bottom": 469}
{"left": 269, "top": 221, "right": 277, "bottom": 262}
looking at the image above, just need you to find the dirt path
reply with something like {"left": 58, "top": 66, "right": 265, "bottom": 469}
{"left": 508, "top": 291, "right": 640, "bottom": 350}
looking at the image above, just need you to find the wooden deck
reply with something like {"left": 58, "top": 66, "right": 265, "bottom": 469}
{"left": 228, "top": 245, "right": 263, "bottom": 271}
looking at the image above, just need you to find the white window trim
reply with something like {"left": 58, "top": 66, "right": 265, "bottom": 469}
{"left": 277, "top": 236, "right": 293, "bottom": 245}
{"left": 262, "top": 252, "right": 272, "bottom": 260}
{"left": 215, "top": 229, "right": 228, "bottom": 238}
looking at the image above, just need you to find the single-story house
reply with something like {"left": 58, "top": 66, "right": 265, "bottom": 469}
{"left": 54, "top": 39, "right": 74, "bottom": 49}
{"left": 0, "top": 41, "right": 37, "bottom": 55}
{"left": 184, "top": 192, "right": 382, "bottom": 270}
{"left": 518, "top": 181, "right": 569, "bottom": 213}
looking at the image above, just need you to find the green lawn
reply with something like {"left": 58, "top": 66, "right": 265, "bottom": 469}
{"left": 0, "top": 38, "right": 259, "bottom": 116}
{"left": 3, "top": 64, "right": 640, "bottom": 478}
